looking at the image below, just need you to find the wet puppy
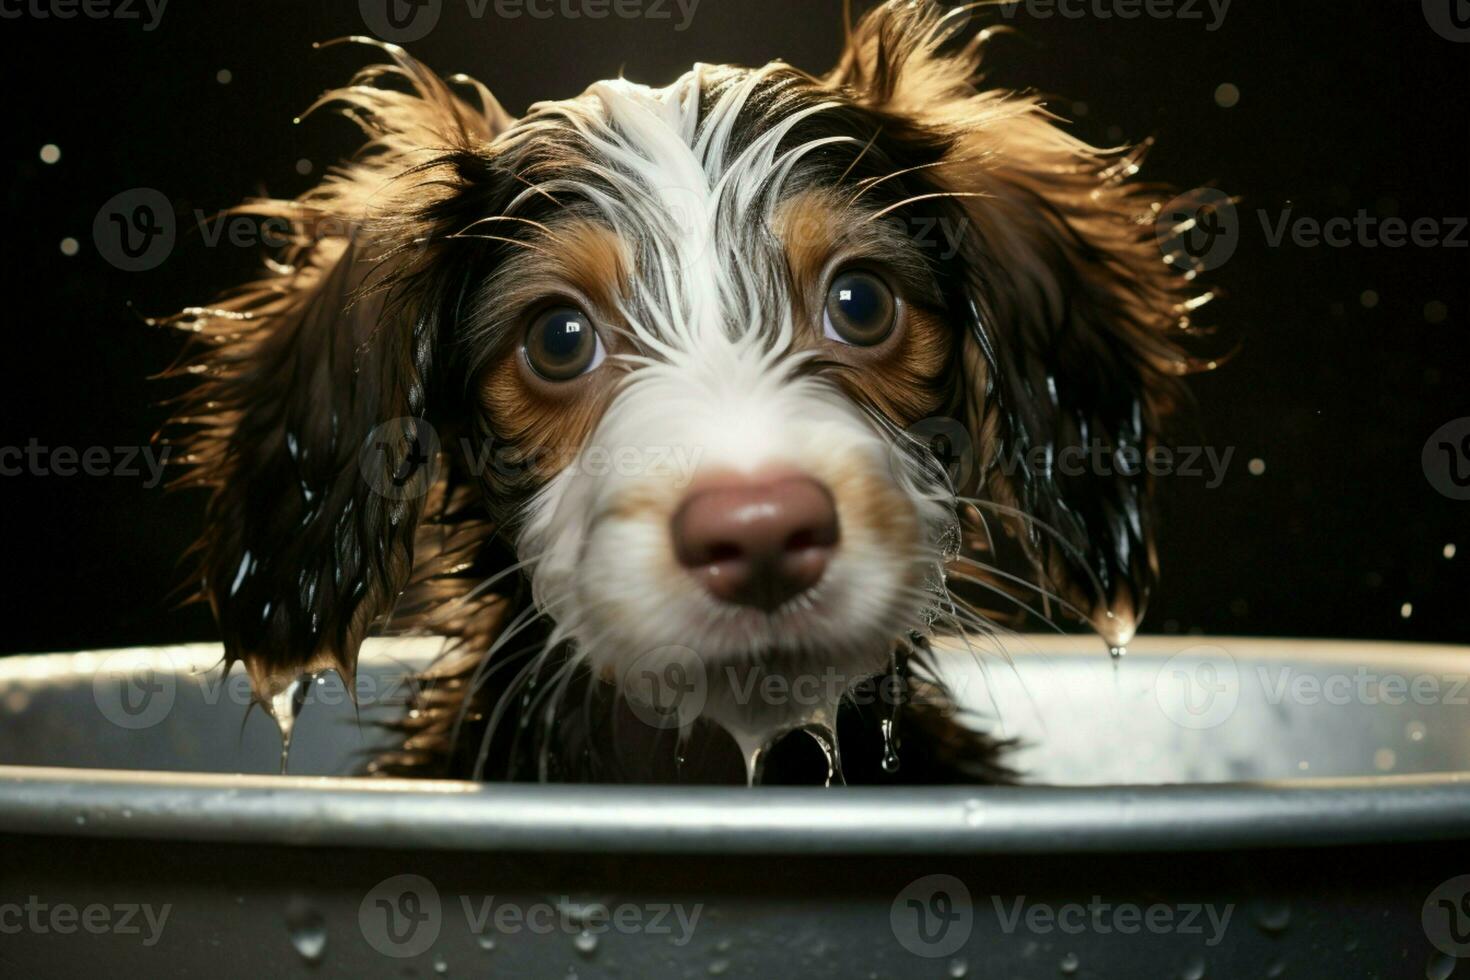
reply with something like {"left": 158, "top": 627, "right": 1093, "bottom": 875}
{"left": 163, "top": 0, "right": 1209, "bottom": 783}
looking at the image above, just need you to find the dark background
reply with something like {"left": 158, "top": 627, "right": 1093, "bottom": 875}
{"left": 1, "top": 0, "right": 1465, "bottom": 653}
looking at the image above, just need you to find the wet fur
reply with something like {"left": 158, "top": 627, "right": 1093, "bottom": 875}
{"left": 161, "top": 1, "right": 1209, "bottom": 784}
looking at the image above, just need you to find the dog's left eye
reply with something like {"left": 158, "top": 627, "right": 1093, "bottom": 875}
{"left": 523, "top": 306, "right": 605, "bottom": 382}
{"left": 823, "top": 270, "right": 896, "bottom": 346}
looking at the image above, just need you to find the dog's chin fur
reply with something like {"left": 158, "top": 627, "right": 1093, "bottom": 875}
{"left": 162, "top": 0, "right": 1212, "bottom": 784}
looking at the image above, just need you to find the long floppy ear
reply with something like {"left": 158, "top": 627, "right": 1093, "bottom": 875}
{"left": 828, "top": 1, "right": 1211, "bottom": 642}
{"left": 162, "top": 42, "right": 512, "bottom": 702}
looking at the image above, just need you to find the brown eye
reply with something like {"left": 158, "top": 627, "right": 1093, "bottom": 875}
{"left": 523, "top": 306, "right": 604, "bottom": 381}
{"left": 823, "top": 269, "right": 896, "bottom": 346}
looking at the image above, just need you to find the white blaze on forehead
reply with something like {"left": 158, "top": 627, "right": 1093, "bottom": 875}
{"left": 512, "top": 65, "right": 861, "bottom": 359}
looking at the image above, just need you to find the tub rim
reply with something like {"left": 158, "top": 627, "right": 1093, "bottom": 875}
{"left": 4, "top": 636, "right": 1469, "bottom": 855}
{"left": 0, "top": 765, "right": 1466, "bottom": 855}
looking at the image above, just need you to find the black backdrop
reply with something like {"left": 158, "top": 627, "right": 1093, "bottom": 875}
{"left": 2, "top": 0, "right": 1466, "bottom": 653}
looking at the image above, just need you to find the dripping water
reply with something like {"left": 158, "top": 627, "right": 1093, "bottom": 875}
{"left": 268, "top": 673, "right": 316, "bottom": 774}
{"left": 880, "top": 648, "right": 902, "bottom": 774}
{"left": 803, "top": 725, "right": 843, "bottom": 787}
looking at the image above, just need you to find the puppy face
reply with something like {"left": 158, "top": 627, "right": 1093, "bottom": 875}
{"left": 164, "top": 1, "right": 1204, "bottom": 768}
{"left": 466, "top": 73, "right": 966, "bottom": 734}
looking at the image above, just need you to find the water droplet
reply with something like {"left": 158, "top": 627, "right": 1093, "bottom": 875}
{"left": 269, "top": 673, "right": 316, "bottom": 774}
{"left": 1059, "top": 952, "right": 1080, "bottom": 974}
{"left": 477, "top": 935, "right": 496, "bottom": 951}
{"left": 433, "top": 953, "right": 449, "bottom": 974}
{"left": 285, "top": 898, "right": 326, "bottom": 964}
{"left": 574, "top": 931, "right": 598, "bottom": 957}
{"left": 1400, "top": 602, "right": 1414, "bottom": 619}
{"left": 948, "top": 958, "right": 969, "bottom": 977}
{"left": 39, "top": 143, "right": 61, "bottom": 164}
{"left": 1373, "top": 747, "right": 1396, "bottom": 771}
{"left": 1426, "top": 951, "right": 1455, "bottom": 980}
{"left": 1265, "top": 960, "right": 1286, "bottom": 979}
{"left": 1252, "top": 901, "right": 1291, "bottom": 934}
{"left": 880, "top": 717, "right": 901, "bottom": 774}
{"left": 708, "top": 959, "right": 730, "bottom": 976}
{"left": 1406, "top": 721, "right": 1428, "bottom": 742}
{"left": 1181, "top": 955, "right": 1206, "bottom": 980}
{"left": 1109, "top": 646, "right": 1127, "bottom": 659}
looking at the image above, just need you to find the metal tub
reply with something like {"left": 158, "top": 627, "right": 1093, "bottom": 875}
{"left": 0, "top": 637, "right": 1466, "bottom": 978}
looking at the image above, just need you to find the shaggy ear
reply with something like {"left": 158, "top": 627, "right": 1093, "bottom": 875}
{"left": 829, "top": 1, "right": 1209, "bottom": 641}
{"left": 162, "top": 42, "right": 511, "bottom": 702}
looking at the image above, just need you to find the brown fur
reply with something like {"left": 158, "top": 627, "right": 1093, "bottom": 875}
{"left": 161, "top": 3, "right": 1211, "bottom": 780}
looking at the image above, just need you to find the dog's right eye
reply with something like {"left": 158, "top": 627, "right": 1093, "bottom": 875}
{"left": 523, "top": 306, "right": 605, "bottom": 382}
{"left": 824, "top": 269, "right": 897, "bottom": 347}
